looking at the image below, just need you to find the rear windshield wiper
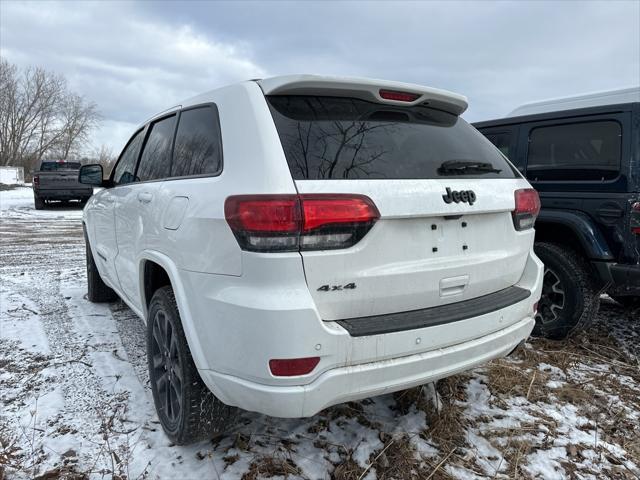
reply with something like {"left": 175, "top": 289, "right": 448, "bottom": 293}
{"left": 437, "top": 160, "right": 502, "bottom": 175}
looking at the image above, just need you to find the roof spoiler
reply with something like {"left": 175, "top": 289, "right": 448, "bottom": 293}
{"left": 256, "top": 75, "right": 468, "bottom": 116}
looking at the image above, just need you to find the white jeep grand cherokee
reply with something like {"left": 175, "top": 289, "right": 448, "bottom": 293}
{"left": 80, "top": 75, "right": 543, "bottom": 445}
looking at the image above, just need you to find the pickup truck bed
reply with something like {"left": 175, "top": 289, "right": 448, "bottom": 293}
{"left": 33, "top": 161, "right": 93, "bottom": 209}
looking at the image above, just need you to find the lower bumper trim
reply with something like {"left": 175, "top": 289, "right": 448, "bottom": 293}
{"left": 336, "top": 286, "right": 531, "bottom": 337}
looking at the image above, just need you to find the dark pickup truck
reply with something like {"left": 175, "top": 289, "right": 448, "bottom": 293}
{"left": 474, "top": 88, "right": 639, "bottom": 338}
{"left": 32, "top": 161, "right": 93, "bottom": 209}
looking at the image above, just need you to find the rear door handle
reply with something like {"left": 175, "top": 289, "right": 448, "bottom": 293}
{"left": 137, "top": 192, "right": 153, "bottom": 204}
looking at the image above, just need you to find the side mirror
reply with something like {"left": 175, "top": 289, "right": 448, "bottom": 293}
{"left": 79, "top": 164, "right": 104, "bottom": 186}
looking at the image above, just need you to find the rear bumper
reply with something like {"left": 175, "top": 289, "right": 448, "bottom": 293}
{"left": 178, "top": 251, "right": 542, "bottom": 418}
{"left": 593, "top": 261, "right": 640, "bottom": 295}
{"left": 34, "top": 188, "right": 92, "bottom": 200}
{"left": 200, "top": 316, "right": 534, "bottom": 417}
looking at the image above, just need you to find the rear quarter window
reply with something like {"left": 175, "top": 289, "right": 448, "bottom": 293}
{"left": 267, "top": 96, "right": 518, "bottom": 180}
{"left": 171, "top": 105, "right": 222, "bottom": 177}
{"left": 526, "top": 120, "right": 621, "bottom": 181}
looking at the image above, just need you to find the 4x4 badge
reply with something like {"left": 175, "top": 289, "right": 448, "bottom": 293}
{"left": 442, "top": 187, "right": 476, "bottom": 205}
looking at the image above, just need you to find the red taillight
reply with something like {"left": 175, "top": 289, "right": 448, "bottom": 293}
{"left": 269, "top": 357, "right": 320, "bottom": 376}
{"left": 301, "top": 195, "right": 379, "bottom": 231}
{"left": 33, "top": 175, "right": 40, "bottom": 186}
{"left": 224, "top": 194, "right": 380, "bottom": 252}
{"left": 631, "top": 202, "right": 640, "bottom": 235}
{"left": 379, "top": 89, "right": 420, "bottom": 102}
{"left": 513, "top": 188, "right": 541, "bottom": 231}
{"left": 225, "top": 195, "right": 300, "bottom": 233}
{"left": 224, "top": 195, "right": 300, "bottom": 252}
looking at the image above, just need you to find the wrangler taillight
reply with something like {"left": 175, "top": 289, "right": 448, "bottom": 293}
{"left": 512, "top": 188, "right": 540, "bottom": 231}
{"left": 631, "top": 202, "right": 640, "bottom": 235}
{"left": 224, "top": 194, "right": 380, "bottom": 252}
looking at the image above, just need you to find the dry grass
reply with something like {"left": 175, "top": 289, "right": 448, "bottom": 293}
{"left": 329, "top": 379, "right": 473, "bottom": 480}
{"left": 486, "top": 360, "right": 550, "bottom": 403}
{"left": 474, "top": 324, "right": 640, "bottom": 479}
{"left": 499, "top": 437, "right": 535, "bottom": 479}
{"left": 242, "top": 456, "right": 301, "bottom": 480}
{"left": 327, "top": 401, "right": 381, "bottom": 431}
{"left": 371, "top": 435, "right": 424, "bottom": 479}
{"left": 423, "top": 402, "right": 467, "bottom": 452}
{"left": 333, "top": 435, "right": 447, "bottom": 480}
{"left": 425, "top": 377, "right": 471, "bottom": 450}
{"left": 32, "top": 466, "right": 89, "bottom": 480}
{"left": 389, "top": 378, "right": 475, "bottom": 479}
{"left": 332, "top": 457, "right": 361, "bottom": 480}
{"left": 437, "top": 375, "right": 470, "bottom": 403}
{"left": 0, "top": 425, "right": 23, "bottom": 480}
{"left": 393, "top": 375, "right": 470, "bottom": 452}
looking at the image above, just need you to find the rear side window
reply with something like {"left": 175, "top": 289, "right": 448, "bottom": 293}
{"left": 483, "top": 132, "right": 512, "bottom": 159}
{"left": 171, "top": 106, "right": 222, "bottom": 177}
{"left": 527, "top": 121, "right": 621, "bottom": 181}
{"left": 137, "top": 115, "right": 177, "bottom": 182}
{"left": 113, "top": 129, "right": 144, "bottom": 185}
{"left": 267, "top": 96, "right": 517, "bottom": 180}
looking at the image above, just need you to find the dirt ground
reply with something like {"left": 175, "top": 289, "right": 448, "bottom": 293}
{"left": 1, "top": 186, "right": 639, "bottom": 480}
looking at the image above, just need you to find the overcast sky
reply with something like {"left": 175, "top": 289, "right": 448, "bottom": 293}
{"left": 1, "top": 0, "right": 639, "bottom": 154}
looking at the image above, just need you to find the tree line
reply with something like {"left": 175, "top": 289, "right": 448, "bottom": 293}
{"left": 0, "top": 57, "right": 111, "bottom": 172}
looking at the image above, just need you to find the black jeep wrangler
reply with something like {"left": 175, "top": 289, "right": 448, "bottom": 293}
{"left": 474, "top": 89, "right": 639, "bottom": 338}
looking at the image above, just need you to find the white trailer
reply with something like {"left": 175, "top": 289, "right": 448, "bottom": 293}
{"left": 0, "top": 166, "right": 25, "bottom": 185}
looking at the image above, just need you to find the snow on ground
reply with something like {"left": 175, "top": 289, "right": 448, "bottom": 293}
{"left": 1, "top": 184, "right": 639, "bottom": 479}
{"left": 0, "top": 185, "right": 33, "bottom": 211}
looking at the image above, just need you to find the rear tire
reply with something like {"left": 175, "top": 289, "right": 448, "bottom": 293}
{"left": 84, "top": 230, "right": 118, "bottom": 302}
{"left": 34, "top": 194, "right": 45, "bottom": 210}
{"left": 533, "top": 242, "right": 600, "bottom": 339}
{"left": 147, "top": 286, "right": 238, "bottom": 445}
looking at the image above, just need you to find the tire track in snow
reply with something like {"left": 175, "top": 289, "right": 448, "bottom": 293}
{"left": 0, "top": 206, "right": 154, "bottom": 475}
{"left": 1, "top": 210, "right": 114, "bottom": 424}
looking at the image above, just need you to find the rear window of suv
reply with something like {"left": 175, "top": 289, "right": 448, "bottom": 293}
{"left": 267, "top": 96, "right": 517, "bottom": 180}
{"left": 40, "top": 161, "right": 82, "bottom": 171}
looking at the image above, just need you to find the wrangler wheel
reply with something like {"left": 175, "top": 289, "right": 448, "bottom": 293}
{"left": 536, "top": 267, "right": 566, "bottom": 325}
{"left": 533, "top": 242, "right": 599, "bottom": 339}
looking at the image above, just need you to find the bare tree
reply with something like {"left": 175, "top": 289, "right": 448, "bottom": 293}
{"left": 56, "top": 94, "right": 100, "bottom": 161}
{"left": 0, "top": 57, "right": 100, "bottom": 170}
{"left": 92, "top": 144, "right": 117, "bottom": 171}
{"left": 0, "top": 60, "right": 18, "bottom": 159}
{"left": 280, "top": 120, "right": 392, "bottom": 180}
